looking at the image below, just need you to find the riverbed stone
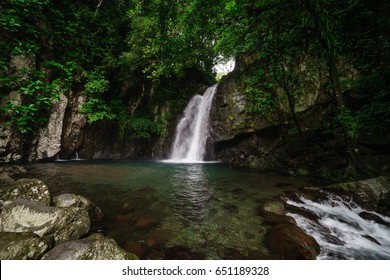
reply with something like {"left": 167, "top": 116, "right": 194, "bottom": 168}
{"left": 0, "top": 178, "right": 51, "bottom": 207}
{"left": 261, "top": 201, "right": 286, "bottom": 215}
{"left": 53, "top": 193, "right": 102, "bottom": 222}
{"left": 41, "top": 233, "right": 139, "bottom": 260}
{"left": 265, "top": 224, "right": 320, "bottom": 260}
{"left": 0, "top": 232, "right": 53, "bottom": 260}
{"left": 358, "top": 211, "right": 390, "bottom": 227}
{"left": 0, "top": 198, "right": 90, "bottom": 244}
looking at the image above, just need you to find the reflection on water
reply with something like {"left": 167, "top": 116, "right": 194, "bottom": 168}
{"left": 170, "top": 164, "right": 210, "bottom": 224}
{"left": 26, "top": 160, "right": 312, "bottom": 259}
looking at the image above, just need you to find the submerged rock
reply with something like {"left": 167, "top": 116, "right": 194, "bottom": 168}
{"left": 261, "top": 201, "right": 286, "bottom": 215}
{"left": 0, "top": 179, "right": 51, "bottom": 207}
{"left": 42, "top": 233, "right": 138, "bottom": 260}
{"left": 0, "top": 232, "right": 52, "bottom": 260}
{"left": 164, "top": 245, "right": 205, "bottom": 260}
{"left": 53, "top": 193, "right": 102, "bottom": 222}
{"left": 0, "top": 198, "right": 90, "bottom": 244}
{"left": 265, "top": 224, "right": 320, "bottom": 260}
{"left": 359, "top": 211, "right": 390, "bottom": 227}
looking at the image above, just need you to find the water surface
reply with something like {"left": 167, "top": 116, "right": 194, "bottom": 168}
{"left": 26, "top": 160, "right": 315, "bottom": 259}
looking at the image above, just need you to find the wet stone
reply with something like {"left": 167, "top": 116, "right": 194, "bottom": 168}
{"left": 261, "top": 201, "right": 285, "bottom": 215}
{"left": 265, "top": 224, "right": 320, "bottom": 260}
{"left": 134, "top": 217, "right": 160, "bottom": 231}
{"left": 0, "top": 232, "right": 53, "bottom": 260}
{"left": 42, "top": 233, "right": 139, "bottom": 260}
{"left": 358, "top": 211, "right": 390, "bottom": 227}
{"left": 124, "top": 240, "right": 148, "bottom": 259}
{"left": 362, "top": 235, "right": 381, "bottom": 245}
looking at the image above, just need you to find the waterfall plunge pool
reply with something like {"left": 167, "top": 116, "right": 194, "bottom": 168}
{"left": 25, "top": 160, "right": 390, "bottom": 259}
{"left": 26, "top": 160, "right": 316, "bottom": 259}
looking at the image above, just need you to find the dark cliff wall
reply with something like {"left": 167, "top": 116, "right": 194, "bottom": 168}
{"left": 210, "top": 56, "right": 389, "bottom": 179}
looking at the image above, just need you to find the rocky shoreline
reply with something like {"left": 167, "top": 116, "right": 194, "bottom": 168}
{"left": 0, "top": 166, "right": 138, "bottom": 260}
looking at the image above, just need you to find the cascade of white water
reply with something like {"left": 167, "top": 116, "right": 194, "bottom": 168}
{"left": 286, "top": 195, "right": 390, "bottom": 259}
{"left": 169, "top": 85, "right": 217, "bottom": 162}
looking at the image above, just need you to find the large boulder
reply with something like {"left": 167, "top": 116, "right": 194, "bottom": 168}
{"left": 0, "top": 199, "right": 90, "bottom": 244}
{"left": 53, "top": 193, "right": 102, "bottom": 222}
{"left": 41, "top": 233, "right": 139, "bottom": 260}
{"left": 326, "top": 176, "right": 390, "bottom": 211}
{"left": 265, "top": 224, "right": 320, "bottom": 260}
{"left": 0, "top": 179, "right": 51, "bottom": 207}
{"left": 0, "top": 232, "right": 52, "bottom": 260}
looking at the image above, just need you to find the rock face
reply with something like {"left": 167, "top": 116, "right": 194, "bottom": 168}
{"left": 0, "top": 232, "right": 52, "bottom": 260}
{"left": 265, "top": 224, "right": 320, "bottom": 260}
{"left": 42, "top": 233, "right": 139, "bottom": 260}
{"left": 209, "top": 69, "right": 331, "bottom": 171}
{"left": 0, "top": 198, "right": 90, "bottom": 244}
{"left": 34, "top": 94, "right": 68, "bottom": 160}
{"left": 60, "top": 94, "right": 87, "bottom": 157}
{"left": 326, "top": 176, "right": 390, "bottom": 211}
{"left": 0, "top": 124, "right": 23, "bottom": 163}
{"left": 0, "top": 179, "right": 51, "bottom": 207}
{"left": 208, "top": 56, "right": 390, "bottom": 176}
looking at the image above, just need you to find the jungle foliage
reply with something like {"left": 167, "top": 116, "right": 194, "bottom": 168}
{"left": 1, "top": 0, "right": 389, "bottom": 143}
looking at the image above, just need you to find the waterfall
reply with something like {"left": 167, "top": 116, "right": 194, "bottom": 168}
{"left": 169, "top": 85, "right": 217, "bottom": 162}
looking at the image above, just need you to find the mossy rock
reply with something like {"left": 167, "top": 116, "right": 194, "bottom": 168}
{"left": 0, "top": 198, "right": 90, "bottom": 244}
{"left": 325, "top": 176, "right": 390, "bottom": 210}
{"left": 0, "top": 232, "right": 53, "bottom": 260}
{"left": 0, "top": 178, "right": 51, "bottom": 207}
{"left": 261, "top": 201, "right": 286, "bottom": 215}
{"left": 42, "top": 233, "right": 139, "bottom": 260}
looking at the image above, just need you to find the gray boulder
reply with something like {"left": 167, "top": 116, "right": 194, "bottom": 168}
{"left": 53, "top": 193, "right": 102, "bottom": 222}
{"left": 0, "top": 232, "right": 53, "bottom": 260}
{"left": 42, "top": 233, "right": 139, "bottom": 260}
{"left": 0, "top": 179, "right": 51, "bottom": 207}
{"left": 0, "top": 199, "right": 90, "bottom": 244}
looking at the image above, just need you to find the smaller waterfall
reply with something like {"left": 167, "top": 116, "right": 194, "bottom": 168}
{"left": 169, "top": 85, "right": 217, "bottom": 162}
{"left": 72, "top": 151, "right": 85, "bottom": 161}
{"left": 286, "top": 195, "right": 390, "bottom": 259}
